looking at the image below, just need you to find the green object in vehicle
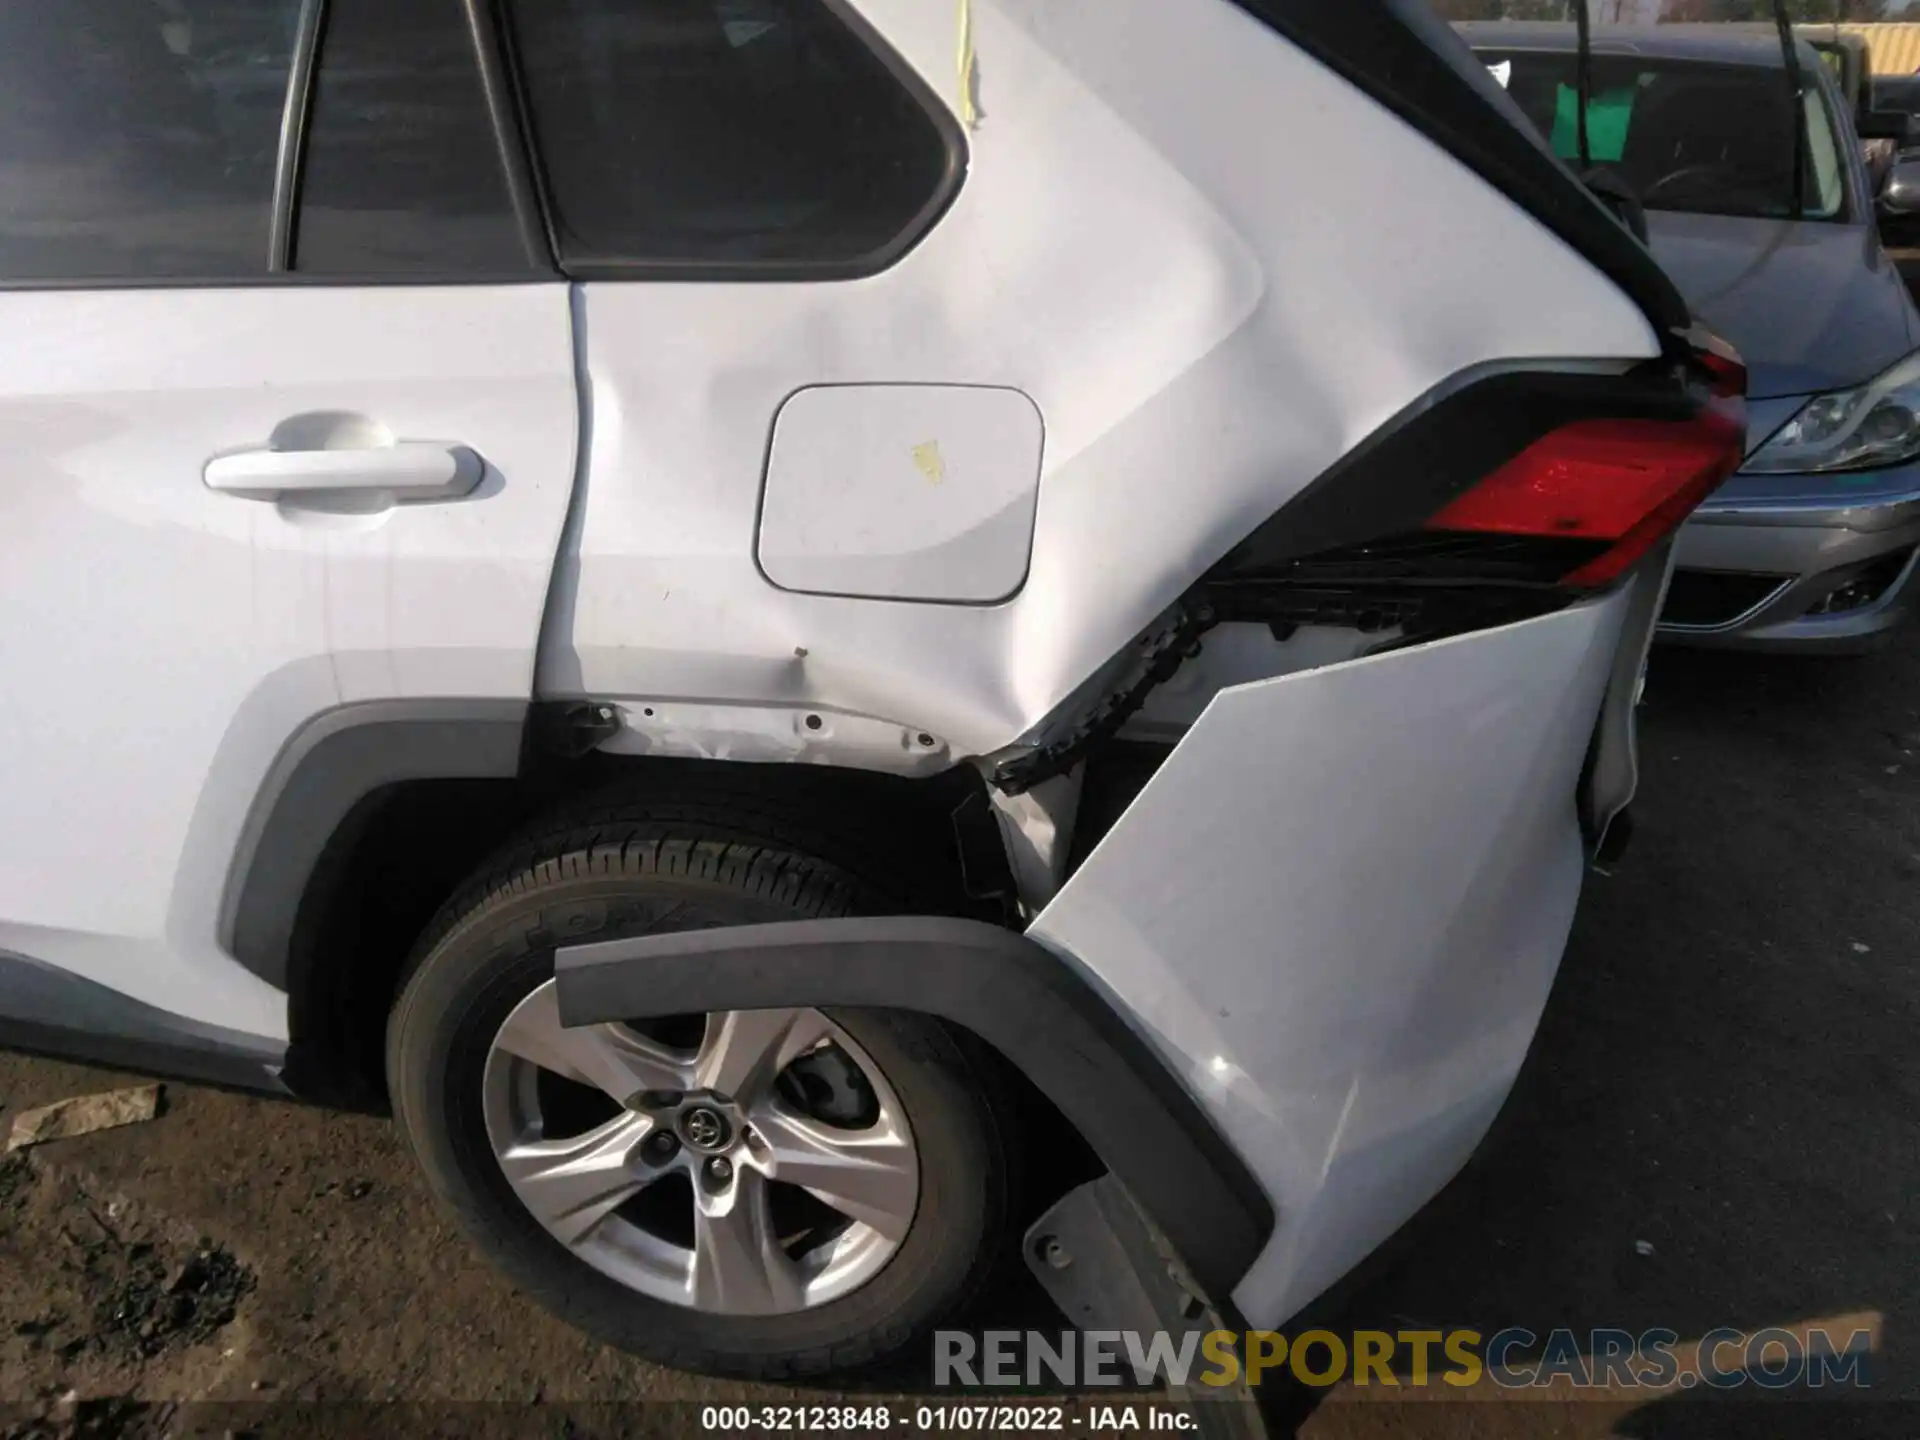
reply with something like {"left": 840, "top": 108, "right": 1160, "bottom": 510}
{"left": 1551, "top": 83, "right": 1635, "bottom": 165}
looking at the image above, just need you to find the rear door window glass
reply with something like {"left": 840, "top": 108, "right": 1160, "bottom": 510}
{"left": 502, "top": 0, "right": 957, "bottom": 271}
{"left": 295, "top": 0, "right": 533, "bottom": 274}
{"left": 0, "top": 0, "right": 300, "bottom": 282}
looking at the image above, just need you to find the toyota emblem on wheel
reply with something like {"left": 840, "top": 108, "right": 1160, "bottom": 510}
{"left": 679, "top": 1106, "right": 731, "bottom": 1153}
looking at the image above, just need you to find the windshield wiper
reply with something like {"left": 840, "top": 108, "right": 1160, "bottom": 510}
{"left": 1772, "top": 0, "right": 1807, "bottom": 219}
{"left": 1572, "top": 0, "right": 1593, "bottom": 173}
{"left": 1568, "top": 3, "right": 1648, "bottom": 242}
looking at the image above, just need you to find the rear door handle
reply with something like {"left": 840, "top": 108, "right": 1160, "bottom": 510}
{"left": 204, "top": 443, "right": 483, "bottom": 501}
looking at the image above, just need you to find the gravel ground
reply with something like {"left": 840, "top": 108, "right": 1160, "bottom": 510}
{"left": 0, "top": 637, "right": 1915, "bottom": 1437}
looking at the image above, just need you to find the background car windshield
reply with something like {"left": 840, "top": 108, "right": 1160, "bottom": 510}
{"left": 1475, "top": 51, "right": 1846, "bottom": 219}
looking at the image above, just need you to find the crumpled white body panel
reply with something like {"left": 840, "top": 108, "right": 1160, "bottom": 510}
{"left": 1030, "top": 590, "right": 1638, "bottom": 1326}
{"left": 541, "top": 0, "right": 1668, "bottom": 1329}
{"left": 543, "top": 0, "right": 1658, "bottom": 753}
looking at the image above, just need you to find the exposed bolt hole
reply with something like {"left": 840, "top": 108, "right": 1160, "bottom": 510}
{"left": 804, "top": 714, "right": 824, "bottom": 731}
{"left": 917, "top": 733, "right": 936, "bottom": 748}
{"left": 1036, "top": 1235, "right": 1071, "bottom": 1270}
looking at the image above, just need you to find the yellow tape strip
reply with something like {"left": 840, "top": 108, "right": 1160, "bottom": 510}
{"left": 957, "top": 0, "right": 978, "bottom": 129}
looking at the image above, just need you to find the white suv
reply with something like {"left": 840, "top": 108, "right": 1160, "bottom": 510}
{"left": 0, "top": 0, "right": 1740, "bottom": 1381}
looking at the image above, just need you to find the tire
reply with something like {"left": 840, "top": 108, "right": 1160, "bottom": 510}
{"left": 386, "top": 788, "right": 1011, "bottom": 1379}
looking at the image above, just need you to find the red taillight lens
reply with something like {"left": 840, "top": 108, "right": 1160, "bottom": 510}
{"left": 1423, "top": 407, "right": 1745, "bottom": 587}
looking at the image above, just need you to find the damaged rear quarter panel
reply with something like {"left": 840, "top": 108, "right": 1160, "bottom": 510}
{"left": 539, "top": 0, "right": 1658, "bottom": 755}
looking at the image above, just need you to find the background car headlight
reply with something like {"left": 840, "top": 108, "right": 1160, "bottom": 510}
{"left": 1744, "top": 350, "right": 1920, "bottom": 474}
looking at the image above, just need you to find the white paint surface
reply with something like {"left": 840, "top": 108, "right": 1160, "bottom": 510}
{"left": 0, "top": 0, "right": 1674, "bottom": 1335}
{"left": 544, "top": 0, "right": 1661, "bottom": 752}
{"left": 0, "top": 285, "right": 577, "bottom": 1034}
{"left": 1031, "top": 589, "right": 1638, "bottom": 1328}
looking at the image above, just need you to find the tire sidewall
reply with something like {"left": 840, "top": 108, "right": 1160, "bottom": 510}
{"left": 389, "top": 873, "right": 1002, "bottom": 1375}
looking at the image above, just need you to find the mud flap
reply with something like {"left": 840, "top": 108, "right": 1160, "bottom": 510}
{"left": 1024, "top": 1176, "right": 1269, "bottom": 1439}
{"left": 1026, "top": 582, "right": 1643, "bottom": 1326}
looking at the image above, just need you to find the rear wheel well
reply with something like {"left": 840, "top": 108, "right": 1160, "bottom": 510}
{"left": 279, "top": 755, "right": 1012, "bottom": 1110}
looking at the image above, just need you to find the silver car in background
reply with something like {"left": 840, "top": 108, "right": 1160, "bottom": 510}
{"left": 1470, "top": 24, "right": 1920, "bottom": 652}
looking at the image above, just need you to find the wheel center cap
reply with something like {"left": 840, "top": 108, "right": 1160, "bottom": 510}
{"left": 678, "top": 1104, "right": 733, "bottom": 1153}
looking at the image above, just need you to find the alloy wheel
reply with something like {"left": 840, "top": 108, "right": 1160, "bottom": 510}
{"left": 480, "top": 984, "right": 920, "bottom": 1315}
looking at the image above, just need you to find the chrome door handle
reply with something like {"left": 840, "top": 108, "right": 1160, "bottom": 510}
{"left": 204, "top": 443, "right": 483, "bottom": 501}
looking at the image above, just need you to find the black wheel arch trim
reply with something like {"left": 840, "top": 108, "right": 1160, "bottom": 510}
{"left": 551, "top": 915, "right": 1275, "bottom": 1304}
{"left": 223, "top": 699, "right": 530, "bottom": 992}
{"left": 1228, "top": 0, "right": 1690, "bottom": 342}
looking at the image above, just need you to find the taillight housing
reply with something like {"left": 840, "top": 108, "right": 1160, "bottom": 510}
{"left": 1192, "top": 330, "right": 1750, "bottom": 686}
{"left": 1423, "top": 407, "right": 1744, "bottom": 588}
{"left": 1685, "top": 324, "right": 1749, "bottom": 399}
{"left": 1423, "top": 337, "right": 1746, "bottom": 589}
{"left": 997, "top": 337, "right": 1750, "bottom": 797}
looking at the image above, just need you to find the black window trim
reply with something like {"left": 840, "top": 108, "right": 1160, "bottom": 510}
{"left": 459, "top": 0, "right": 558, "bottom": 272}
{"left": 269, "top": 0, "right": 327, "bottom": 272}
{"left": 0, "top": 0, "right": 558, "bottom": 291}
{"left": 0, "top": 270, "right": 558, "bottom": 292}
{"left": 498, "top": 0, "right": 970, "bottom": 284}
{"left": 288, "top": 0, "right": 557, "bottom": 276}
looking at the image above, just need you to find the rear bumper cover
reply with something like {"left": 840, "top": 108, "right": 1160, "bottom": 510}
{"left": 557, "top": 580, "right": 1649, "bottom": 1328}
{"left": 1027, "top": 589, "right": 1637, "bottom": 1327}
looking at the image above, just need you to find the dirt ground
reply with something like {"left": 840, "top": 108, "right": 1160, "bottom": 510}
{"left": 1, "top": 635, "right": 1917, "bottom": 1437}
